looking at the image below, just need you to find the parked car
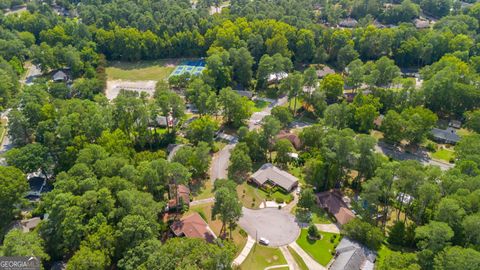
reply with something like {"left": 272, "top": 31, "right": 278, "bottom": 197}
{"left": 259, "top": 237, "right": 270, "bottom": 245}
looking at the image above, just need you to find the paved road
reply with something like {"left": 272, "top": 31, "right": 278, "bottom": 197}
{"left": 248, "top": 96, "right": 288, "bottom": 130}
{"left": 209, "top": 96, "right": 288, "bottom": 182}
{"left": 210, "top": 143, "right": 235, "bottom": 182}
{"left": 238, "top": 207, "right": 300, "bottom": 247}
{"left": 189, "top": 197, "right": 214, "bottom": 206}
{"left": 24, "top": 64, "right": 42, "bottom": 85}
{"left": 374, "top": 142, "right": 454, "bottom": 171}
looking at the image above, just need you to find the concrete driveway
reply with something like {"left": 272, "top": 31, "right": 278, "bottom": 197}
{"left": 238, "top": 207, "right": 300, "bottom": 247}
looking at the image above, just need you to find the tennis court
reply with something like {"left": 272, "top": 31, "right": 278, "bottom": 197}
{"left": 169, "top": 60, "right": 206, "bottom": 78}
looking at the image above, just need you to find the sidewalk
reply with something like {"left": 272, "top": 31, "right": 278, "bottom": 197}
{"left": 189, "top": 197, "right": 214, "bottom": 206}
{"left": 280, "top": 245, "right": 300, "bottom": 270}
{"left": 288, "top": 242, "right": 326, "bottom": 270}
{"left": 232, "top": 235, "right": 255, "bottom": 267}
{"left": 315, "top": 223, "right": 340, "bottom": 234}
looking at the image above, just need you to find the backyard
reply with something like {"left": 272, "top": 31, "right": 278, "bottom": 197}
{"left": 240, "top": 244, "right": 287, "bottom": 270}
{"left": 106, "top": 59, "right": 177, "bottom": 81}
{"left": 296, "top": 229, "right": 342, "bottom": 266}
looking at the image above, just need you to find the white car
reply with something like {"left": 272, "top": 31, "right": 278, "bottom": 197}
{"left": 259, "top": 237, "right": 270, "bottom": 245}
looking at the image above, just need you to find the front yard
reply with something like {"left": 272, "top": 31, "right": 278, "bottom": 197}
{"left": 240, "top": 244, "right": 287, "bottom": 270}
{"left": 236, "top": 182, "right": 294, "bottom": 208}
{"left": 296, "top": 229, "right": 342, "bottom": 266}
{"left": 251, "top": 99, "right": 270, "bottom": 112}
{"left": 185, "top": 203, "right": 247, "bottom": 256}
{"left": 190, "top": 180, "right": 214, "bottom": 201}
{"left": 431, "top": 148, "right": 455, "bottom": 163}
{"left": 291, "top": 205, "right": 331, "bottom": 224}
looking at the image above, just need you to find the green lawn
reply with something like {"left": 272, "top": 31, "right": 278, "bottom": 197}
{"left": 431, "top": 148, "right": 455, "bottom": 162}
{"left": 292, "top": 205, "right": 332, "bottom": 224}
{"left": 257, "top": 187, "right": 294, "bottom": 204}
{"left": 287, "top": 246, "right": 308, "bottom": 270}
{"left": 296, "top": 229, "right": 342, "bottom": 266}
{"left": 311, "top": 205, "right": 332, "bottom": 224}
{"left": 284, "top": 96, "right": 304, "bottom": 112}
{"left": 240, "top": 244, "right": 287, "bottom": 270}
{"left": 236, "top": 182, "right": 293, "bottom": 208}
{"left": 106, "top": 59, "right": 176, "bottom": 81}
{"left": 288, "top": 164, "right": 306, "bottom": 185}
{"left": 251, "top": 99, "right": 270, "bottom": 112}
{"left": 185, "top": 203, "right": 247, "bottom": 255}
{"left": 191, "top": 180, "right": 214, "bottom": 201}
{"left": 237, "top": 182, "right": 264, "bottom": 208}
{"left": 458, "top": 128, "right": 473, "bottom": 137}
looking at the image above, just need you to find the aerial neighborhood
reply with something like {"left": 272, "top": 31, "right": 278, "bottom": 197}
{"left": 1, "top": 0, "right": 480, "bottom": 270}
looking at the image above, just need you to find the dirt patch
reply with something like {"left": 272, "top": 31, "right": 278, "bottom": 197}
{"left": 105, "top": 80, "right": 157, "bottom": 100}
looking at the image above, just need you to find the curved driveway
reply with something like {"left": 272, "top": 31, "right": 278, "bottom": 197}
{"left": 238, "top": 207, "right": 300, "bottom": 247}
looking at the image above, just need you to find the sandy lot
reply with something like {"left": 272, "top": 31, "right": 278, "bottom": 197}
{"left": 105, "top": 80, "right": 157, "bottom": 100}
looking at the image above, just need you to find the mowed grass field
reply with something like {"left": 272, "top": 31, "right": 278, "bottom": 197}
{"left": 106, "top": 60, "right": 177, "bottom": 81}
{"left": 240, "top": 244, "right": 287, "bottom": 270}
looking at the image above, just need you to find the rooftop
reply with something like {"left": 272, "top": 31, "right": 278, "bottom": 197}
{"left": 171, "top": 212, "right": 216, "bottom": 242}
{"left": 317, "top": 190, "right": 355, "bottom": 225}
{"left": 251, "top": 163, "right": 299, "bottom": 191}
{"left": 330, "top": 237, "right": 376, "bottom": 270}
{"left": 431, "top": 127, "right": 461, "bottom": 144}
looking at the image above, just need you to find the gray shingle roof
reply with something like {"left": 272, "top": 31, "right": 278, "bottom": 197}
{"left": 431, "top": 127, "right": 461, "bottom": 144}
{"left": 251, "top": 163, "right": 298, "bottom": 191}
{"left": 52, "top": 70, "right": 67, "bottom": 81}
{"left": 330, "top": 237, "right": 376, "bottom": 270}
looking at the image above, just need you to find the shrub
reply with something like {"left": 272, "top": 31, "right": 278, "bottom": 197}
{"left": 343, "top": 219, "right": 384, "bottom": 250}
{"left": 426, "top": 141, "right": 436, "bottom": 152}
{"left": 275, "top": 197, "right": 284, "bottom": 204}
{"left": 308, "top": 225, "right": 320, "bottom": 239}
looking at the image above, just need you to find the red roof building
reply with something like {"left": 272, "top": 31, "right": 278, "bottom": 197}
{"left": 170, "top": 212, "right": 216, "bottom": 242}
{"left": 317, "top": 190, "right": 356, "bottom": 226}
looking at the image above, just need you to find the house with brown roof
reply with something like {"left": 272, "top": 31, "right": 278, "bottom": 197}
{"left": 316, "top": 65, "right": 336, "bottom": 78}
{"left": 317, "top": 190, "right": 356, "bottom": 226}
{"left": 167, "top": 184, "right": 190, "bottom": 211}
{"left": 277, "top": 130, "right": 302, "bottom": 150}
{"left": 250, "top": 163, "right": 299, "bottom": 192}
{"left": 170, "top": 212, "right": 217, "bottom": 242}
